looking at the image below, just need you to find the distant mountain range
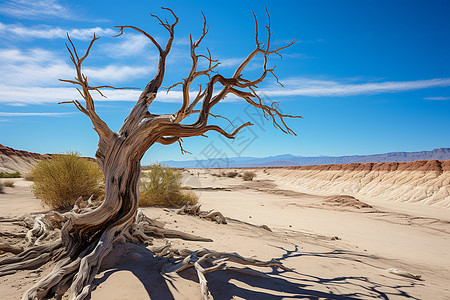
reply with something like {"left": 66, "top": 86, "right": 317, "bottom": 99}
{"left": 160, "top": 148, "right": 450, "bottom": 168}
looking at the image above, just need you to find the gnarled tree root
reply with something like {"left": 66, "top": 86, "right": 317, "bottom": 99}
{"left": 177, "top": 203, "right": 227, "bottom": 224}
{"left": 0, "top": 202, "right": 217, "bottom": 300}
{"left": 1, "top": 198, "right": 290, "bottom": 299}
{"left": 161, "top": 248, "right": 292, "bottom": 300}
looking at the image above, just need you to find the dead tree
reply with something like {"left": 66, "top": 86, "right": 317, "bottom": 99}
{"left": 0, "top": 7, "right": 299, "bottom": 300}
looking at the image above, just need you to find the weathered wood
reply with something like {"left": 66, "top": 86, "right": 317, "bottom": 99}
{"left": 177, "top": 204, "right": 227, "bottom": 224}
{"left": 0, "top": 7, "right": 297, "bottom": 300}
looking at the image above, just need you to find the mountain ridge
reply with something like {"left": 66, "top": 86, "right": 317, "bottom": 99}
{"left": 161, "top": 148, "right": 450, "bottom": 168}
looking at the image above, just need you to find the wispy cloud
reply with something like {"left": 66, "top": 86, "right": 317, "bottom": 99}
{"left": 2, "top": 75, "right": 450, "bottom": 106}
{"left": 0, "top": 22, "right": 116, "bottom": 40}
{"left": 282, "top": 53, "right": 314, "bottom": 59}
{"left": 217, "top": 57, "right": 245, "bottom": 68}
{"left": 195, "top": 56, "right": 263, "bottom": 72}
{"left": 83, "top": 65, "right": 153, "bottom": 83}
{"left": 101, "top": 34, "right": 158, "bottom": 58}
{"left": 262, "top": 77, "right": 450, "bottom": 97}
{"left": 0, "top": 0, "right": 71, "bottom": 20}
{"left": 0, "top": 112, "right": 71, "bottom": 117}
{"left": 0, "top": 85, "right": 188, "bottom": 105}
{"left": 0, "top": 47, "right": 154, "bottom": 87}
{"left": 423, "top": 96, "right": 450, "bottom": 101}
{"left": 0, "top": 48, "right": 73, "bottom": 86}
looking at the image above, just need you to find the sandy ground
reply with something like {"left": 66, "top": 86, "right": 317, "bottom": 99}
{"left": 1, "top": 171, "right": 450, "bottom": 299}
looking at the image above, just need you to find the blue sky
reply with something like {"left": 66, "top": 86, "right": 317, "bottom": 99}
{"left": 0, "top": 0, "right": 449, "bottom": 165}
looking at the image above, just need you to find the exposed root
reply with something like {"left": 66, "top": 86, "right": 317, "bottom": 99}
{"left": 0, "top": 199, "right": 216, "bottom": 300}
{"left": 177, "top": 203, "right": 227, "bottom": 224}
{"left": 0, "top": 240, "right": 62, "bottom": 277}
{"left": 0, "top": 192, "right": 292, "bottom": 300}
{"left": 0, "top": 242, "right": 23, "bottom": 254}
{"left": 161, "top": 248, "right": 292, "bottom": 300}
{"left": 0, "top": 202, "right": 291, "bottom": 300}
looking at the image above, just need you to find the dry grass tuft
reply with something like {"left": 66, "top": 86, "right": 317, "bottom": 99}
{"left": 226, "top": 171, "right": 238, "bottom": 178}
{"left": 242, "top": 171, "right": 256, "bottom": 181}
{"left": 24, "top": 172, "right": 34, "bottom": 181}
{"left": 31, "top": 152, "right": 104, "bottom": 211}
{"left": 3, "top": 180, "right": 15, "bottom": 187}
{"left": 139, "top": 164, "right": 198, "bottom": 207}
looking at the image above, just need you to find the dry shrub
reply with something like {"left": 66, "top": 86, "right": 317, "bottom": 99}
{"left": 242, "top": 171, "right": 256, "bottom": 181}
{"left": 139, "top": 164, "right": 198, "bottom": 207}
{"left": 226, "top": 171, "right": 238, "bottom": 178}
{"left": 0, "top": 182, "right": 4, "bottom": 194}
{"left": 0, "top": 171, "right": 21, "bottom": 178}
{"left": 31, "top": 152, "right": 104, "bottom": 211}
{"left": 24, "top": 172, "right": 34, "bottom": 181}
{"left": 3, "top": 180, "right": 15, "bottom": 187}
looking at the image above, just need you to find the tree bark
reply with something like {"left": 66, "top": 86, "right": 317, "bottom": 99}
{"left": 0, "top": 8, "right": 298, "bottom": 299}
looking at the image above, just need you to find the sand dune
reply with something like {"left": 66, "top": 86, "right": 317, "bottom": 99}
{"left": 1, "top": 168, "right": 450, "bottom": 299}
{"left": 1, "top": 148, "right": 449, "bottom": 299}
{"left": 255, "top": 160, "right": 450, "bottom": 209}
{"left": 0, "top": 144, "right": 46, "bottom": 174}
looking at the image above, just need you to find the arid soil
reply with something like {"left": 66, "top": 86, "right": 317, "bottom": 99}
{"left": 261, "top": 160, "right": 450, "bottom": 210}
{"left": 1, "top": 164, "right": 449, "bottom": 299}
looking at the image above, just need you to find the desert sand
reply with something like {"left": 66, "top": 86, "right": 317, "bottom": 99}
{"left": 1, "top": 163, "right": 450, "bottom": 299}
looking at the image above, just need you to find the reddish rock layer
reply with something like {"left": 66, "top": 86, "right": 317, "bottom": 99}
{"left": 264, "top": 160, "right": 450, "bottom": 172}
{"left": 0, "top": 144, "right": 50, "bottom": 160}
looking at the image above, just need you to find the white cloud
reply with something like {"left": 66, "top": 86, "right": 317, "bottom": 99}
{"left": 0, "top": 84, "right": 174, "bottom": 104}
{"left": 1, "top": 48, "right": 449, "bottom": 107}
{"left": 0, "top": 48, "right": 73, "bottom": 86}
{"left": 262, "top": 78, "right": 450, "bottom": 97}
{"left": 0, "top": 22, "right": 116, "bottom": 40}
{"left": 83, "top": 65, "right": 153, "bottom": 83}
{"left": 102, "top": 34, "right": 157, "bottom": 58}
{"left": 0, "top": 84, "right": 193, "bottom": 105}
{"left": 218, "top": 57, "right": 245, "bottom": 68}
{"left": 0, "top": 0, "right": 71, "bottom": 20}
{"left": 423, "top": 96, "right": 450, "bottom": 101}
{"left": 0, "top": 47, "right": 155, "bottom": 87}
{"left": 0, "top": 112, "right": 70, "bottom": 117}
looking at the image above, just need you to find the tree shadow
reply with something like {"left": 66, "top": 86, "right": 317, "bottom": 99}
{"left": 88, "top": 243, "right": 423, "bottom": 300}
{"left": 89, "top": 243, "right": 175, "bottom": 300}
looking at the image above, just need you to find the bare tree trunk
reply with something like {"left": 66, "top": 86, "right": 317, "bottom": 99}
{"left": 0, "top": 8, "right": 299, "bottom": 300}
{"left": 62, "top": 139, "right": 141, "bottom": 258}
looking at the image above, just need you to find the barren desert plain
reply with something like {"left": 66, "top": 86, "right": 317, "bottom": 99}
{"left": 1, "top": 154, "right": 449, "bottom": 299}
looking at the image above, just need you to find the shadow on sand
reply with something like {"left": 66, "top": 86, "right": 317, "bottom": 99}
{"left": 88, "top": 243, "right": 422, "bottom": 300}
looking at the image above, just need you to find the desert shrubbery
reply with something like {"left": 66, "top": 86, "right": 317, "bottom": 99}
{"left": 242, "top": 171, "right": 256, "bottom": 181}
{"left": 0, "top": 171, "right": 21, "bottom": 178}
{"left": 226, "top": 171, "right": 238, "bottom": 178}
{"left": 0, "top": 182, "right": 4, "bottom": 193}
{"left": 31, "top": 153, "right": 104, "bottom": 211}
{"left": 3, "top": 180, "right": 15, "bottom": 187}
{"left": 139, "top": 164, "right": 198, "bottom": 207}
{"left": 24, "top": 172, "right": 34, "bottom": 181}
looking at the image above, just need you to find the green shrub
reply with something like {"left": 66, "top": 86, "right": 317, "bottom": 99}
{"left": 242, "top": 171, "right": 256, "bottom": 181}
{"left": 0, "top": 182, "right": 4, "bottom": 194}
{"left": 3, "top": 180, "right": 15, "bottom": 187}
{"left": 139, "top": 164, "right": 198, "bottom": 207}
{"left": 31, "top": 152, "right": 104, "bottom": 211}
{"left": 226, "top": 171, "right": 238, "bottom": 178}
{"left": 0, "top": 171, "right": 21, "bottom": 178}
